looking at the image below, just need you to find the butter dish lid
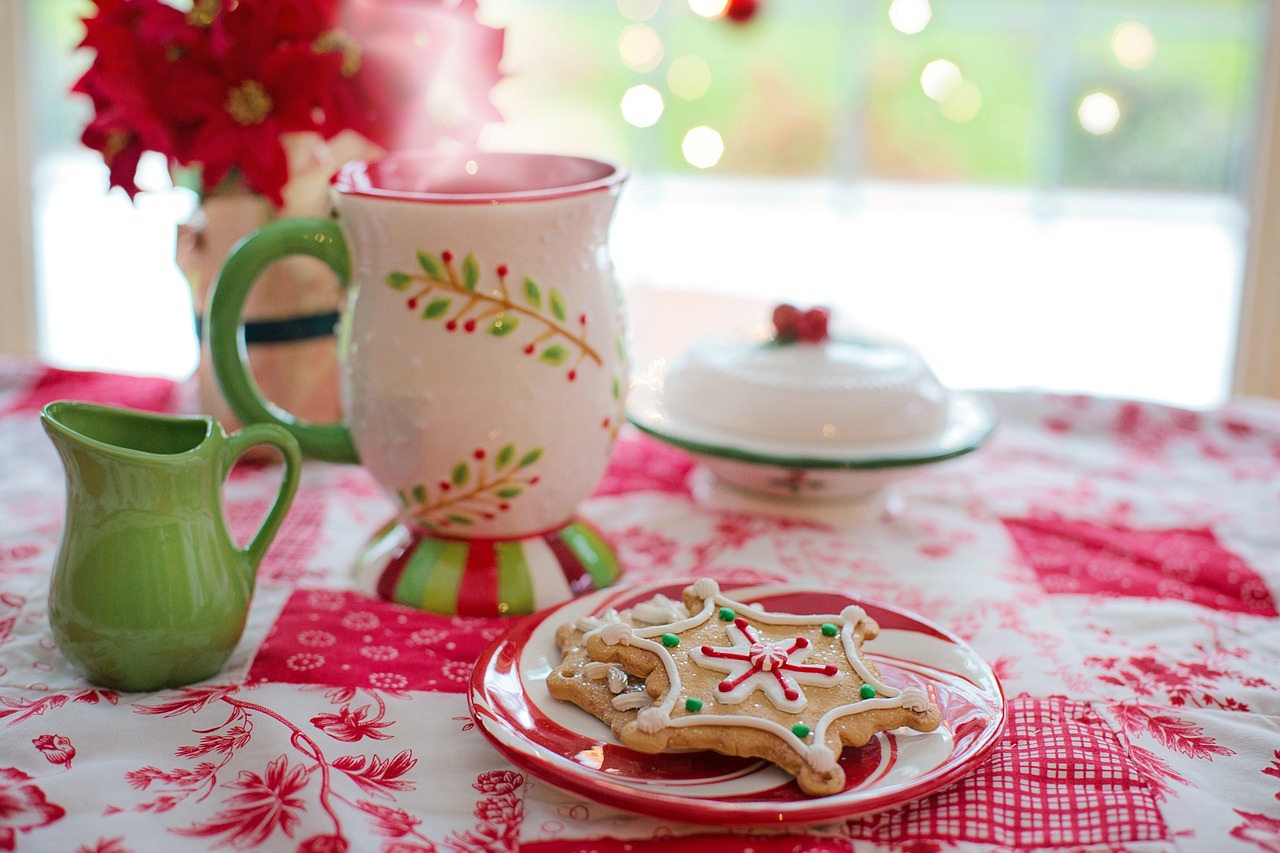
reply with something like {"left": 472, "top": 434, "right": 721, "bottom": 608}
{"left": 663, "top": 305, "right": 949, "bottom": 449}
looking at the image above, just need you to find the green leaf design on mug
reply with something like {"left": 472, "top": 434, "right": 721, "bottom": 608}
{"left": 462, "top": 253, "right": 480, "bottom": 291}
{"left": 400, "top": 442, "right": 544, "bottom": 532}
{"left": 549, "top": 288, "right": 567, "bottom": 322}
{"left": 524, "top": 277, "right": 542, "bottom": 309}
{"left": 418, "top": 251, "right": 446, "bottom": 280}
{"left": 423, "top": 298, "right": 451, "bottom": 319}
{"left": 496, "top": 444, "right": 515, "bottom": 469}
{"left": 488, "top": 315, "right": 519, "bottom": 336}
{"left": 387, "top": 250, "right": 601, "bottom": 379}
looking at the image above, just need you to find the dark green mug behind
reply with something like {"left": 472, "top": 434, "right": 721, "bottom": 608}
{"left": 41, "top": 401, "right": 301, "bottom": 692}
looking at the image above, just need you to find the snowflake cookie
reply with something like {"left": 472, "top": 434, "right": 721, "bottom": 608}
{"left": 579, "top": 579, "right": 942, "bottom": 795}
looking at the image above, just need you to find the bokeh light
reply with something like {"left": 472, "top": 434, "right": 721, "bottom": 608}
{"left": 618, "top": 0, "right": 661, "bottom": 23}
{"left": 920, "top": 59, "right": 961, "bottom": 101}
{"left": 682, "top": 125, "right": 724, "bottom": 168}
{"left": 668, "top": 54, "right": 712, "bottom": 100}
{"left": 889, "top": 0, "right": 932, "bottom": 35}
{"left": 939, "top": 80, "right": 982, "bottom": 122}
{"left": 621, "top": 84, "right": 665, "bottom": 127}
{"left": 1078, "top": 92, "right": 1121, "bottom": 134}
{"left": 688, "top": 0, "right": 728, "bottom": 17}
{"left": 619, "top": 23, "right": 664, "bottom": 72}
{"left": 1112, "top": 21, "right": 1157, "bottom": 69}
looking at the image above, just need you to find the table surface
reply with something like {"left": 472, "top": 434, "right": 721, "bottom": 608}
{"left": 1, "top": 359, "right": 1278, "bottom": 852}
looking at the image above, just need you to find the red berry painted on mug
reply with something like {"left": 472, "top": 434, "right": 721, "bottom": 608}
{"left": 523, "top": 344, "right": 535, "bottom": 355}
{"left": 473, "top": 449, "right": 486, "bottom": 460}
{"left": 442, "top": 250, "right": 453, "bottom": 262}
{"left": 497, "top": 264, "right": 509, "bottom": 277}
{"left": 446, "top": 319, "right": 458, "bottom": 331}
{"left": 464, "top": 319, "right": 477, "bottom": 333}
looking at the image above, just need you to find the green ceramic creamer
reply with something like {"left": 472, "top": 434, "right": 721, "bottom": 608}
{"left": 41, "top": 401, "right": 301, "bottom": 692}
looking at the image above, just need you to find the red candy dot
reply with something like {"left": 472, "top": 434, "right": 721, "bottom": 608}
{"left": 795, "top": 637, "right": 810, "bottom": 649}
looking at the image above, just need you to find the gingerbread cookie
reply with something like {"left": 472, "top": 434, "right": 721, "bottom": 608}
{"left": 545, "top": 594, "right": 693, "bottom": 736}
{"left": 579, "top": 578, "right": 941, "bottom": 796}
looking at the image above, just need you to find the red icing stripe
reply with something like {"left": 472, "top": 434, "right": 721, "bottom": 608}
{"left": 456, "top": 538, "right": 499, "bottom": 616}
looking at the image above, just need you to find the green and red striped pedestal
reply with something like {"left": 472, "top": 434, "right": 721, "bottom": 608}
{"left": 354, "top": 516, "right": 622, "bottom": 616}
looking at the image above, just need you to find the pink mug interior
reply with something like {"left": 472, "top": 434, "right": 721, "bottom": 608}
{"left": 333, "top": 152, "right": 626, "bottom": 203}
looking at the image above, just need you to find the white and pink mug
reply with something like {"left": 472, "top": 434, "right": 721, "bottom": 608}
{"left": 208, "top": 151, "right": 629, "bottom": 615}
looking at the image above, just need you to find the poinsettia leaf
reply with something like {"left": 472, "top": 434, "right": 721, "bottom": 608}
{"left": 523, "top": 277, "right": 541, "bottom": 308}
{"left": 451, "top": 462, "right": 470, "bottom": 487}
{"left": 462, "top": 253, "right": 480, "bottom": 291}
{"left": 549, "top": 288, "right": 567, "bottom": 322}
{"left": 423, "top": 298, "right": 451, "bottom": 319}
{"left": 417, "top": 251, "right": 445, "bottom": 280}
{"left": 488, "top": 315, "right": 519, "bottom": 337}
{"left": 518, "top": 448, "right": 542, "bottom": 468}
{"left": 540, "top": 345, "right": 568, "bottom": 365}
{"left": 387, "top": 272, "right": 411, "bottom": 290}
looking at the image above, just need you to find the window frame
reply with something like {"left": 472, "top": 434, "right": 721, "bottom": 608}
{"left": 0, "top": 0, "right": 37, "bottom": 357}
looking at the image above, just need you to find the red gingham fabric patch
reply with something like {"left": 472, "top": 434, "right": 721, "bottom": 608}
{"left": 247, "top": 589, "right": 502, "bottom": 693}
{"left": 224, "top": 490, "right": 327, "bottom": 583}
{"left": 3, "top": 366, "right": 176, "bottom": 414}
{"left": 849, "top": 696, "right": 1170, "bottom": 847}
{"left": 593, "top": 433, "right": 695, "bottom": 498}
{"left": 1002, "top": 516, "right": 1277, "bottom": 617}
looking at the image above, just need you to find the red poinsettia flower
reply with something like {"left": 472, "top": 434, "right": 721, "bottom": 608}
{"left": 73, "top": 0, "right": 504, "bottom": 205}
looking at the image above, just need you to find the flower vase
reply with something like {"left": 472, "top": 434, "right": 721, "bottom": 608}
{"left": 177, "top": 192, "right": 344, "bottom": 435}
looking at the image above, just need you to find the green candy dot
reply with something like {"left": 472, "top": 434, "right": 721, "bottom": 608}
{"left": 718, "top": 607, "right": 735, "bottom": 621}
{"left": 792, "top": 724, "right": 811, "bottom": 739}
{"left": 860, "top": 684, "right": 877, "bottom": 700}
{"left": 821, "top": 623, "right": 839, "bottom": 637}
{"left": 685, "top": 697, "right": 703, "bottom": 712}
{"left": 661, "top": 633, "right": 680, "bottom": 648}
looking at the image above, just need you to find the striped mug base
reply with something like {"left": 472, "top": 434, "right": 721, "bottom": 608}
{"left": 354, "top": 516, "right": 622, "bottom": 616}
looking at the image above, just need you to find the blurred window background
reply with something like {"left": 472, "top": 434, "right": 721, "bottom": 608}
{"left": 15, "top": 0, "right": 1273, "bottom": 408}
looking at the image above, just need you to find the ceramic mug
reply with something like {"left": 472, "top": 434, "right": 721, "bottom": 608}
{"left": 41, "top": 401, "right": 301, "bottom": 692}
{"left": 208, "top": 151, "right": 628, "bottom": 616}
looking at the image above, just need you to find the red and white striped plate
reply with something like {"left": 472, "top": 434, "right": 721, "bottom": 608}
{"left": 468, "top": 578, "right": 1006, "bottom": 825}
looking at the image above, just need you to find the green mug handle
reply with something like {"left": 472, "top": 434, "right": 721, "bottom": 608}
{"left": 224, "top": 422, "right": 304, "bottom": 569}
{"left": 207, "top": 217, "right": 359, "bottom": 464}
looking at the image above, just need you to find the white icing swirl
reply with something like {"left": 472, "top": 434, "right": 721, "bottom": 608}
{"left": 636, "top": 706, "right": 670, "bottom": 734}
{"left": 612, "top": 691, "right": 652, "bottom": 711}
{"left": 690, "top": 578, "right": 720, "bottom": 601}
{"left": 899, "top": 687, "right": 931, "bottom": 713}
{"left": 599, "top": 623, "right": 633, "bottom": 646}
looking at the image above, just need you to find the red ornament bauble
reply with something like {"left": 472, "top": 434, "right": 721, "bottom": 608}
{"left": 725, "top": 0, "right": 759, "bottom": 23}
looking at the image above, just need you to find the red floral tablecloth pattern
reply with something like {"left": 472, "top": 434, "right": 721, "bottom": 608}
{"left": 0, "top": 360, "right": 1277, "bottom": 852}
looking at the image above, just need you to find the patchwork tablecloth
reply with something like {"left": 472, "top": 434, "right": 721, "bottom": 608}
{"left": 0, "top": 359, "right": 1277, "bottom": 852}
